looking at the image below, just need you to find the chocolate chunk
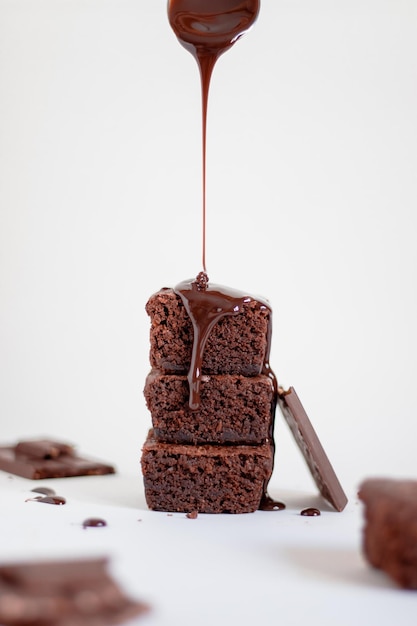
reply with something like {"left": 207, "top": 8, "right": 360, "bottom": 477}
{"left": 277, "top": 387, "right": 347, "bottom": 512}
{"left": 0, "top": 439, "right": 115, "bottom": 479}
{"left": 15, "top": 440, "right": 74, "bottom": 459}
{"left": 0, "top": 557, "right": 149, "bottom": 625}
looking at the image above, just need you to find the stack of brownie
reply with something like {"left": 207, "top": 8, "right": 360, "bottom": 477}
{"left": 141, "top": 284, "right": 276, "bottom": 514}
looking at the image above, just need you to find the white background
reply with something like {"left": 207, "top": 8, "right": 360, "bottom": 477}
{"left": 0, "top": 1, "right": 417, "bottom": 624}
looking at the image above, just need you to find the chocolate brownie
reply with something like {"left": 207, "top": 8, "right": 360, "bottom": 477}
{"left": 0, "top": 557, "right": 149, "bottom": 625}
{"left": 146, "top": 287, "right": 270, "bottom": 375}
{"left": 359, "top": 478, "right": 417, "bottom": 589}
{"left": 144, "top": 369, "right": 274, "bottom": 444}
{"left": 141, "top": 276, "right": 280, "bottom": 513}
{"left": 141, "top": 429, "right": 274, "bottom": 514}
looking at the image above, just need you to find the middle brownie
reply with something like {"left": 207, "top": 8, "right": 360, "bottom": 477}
{"left": 144, "top": 369, "right": 274, "bottom": 445}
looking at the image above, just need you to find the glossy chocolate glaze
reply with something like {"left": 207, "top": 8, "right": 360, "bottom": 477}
{"left": 27, "top": 495, "right": 66, "bottom": 505}
{"left": 301, "top": 507, "right": 321, "bottom": 517}
{"left": 168, "top": 0, "right": 260, "bottom": 271}
{"left": 168, "top": 3, "right": 281, "bottom": 511}
{"left": 82, "top": 517, "right": 107, "bottom": 528}
{"left": 175, "top": 272, "right": 282, "bottom": 511}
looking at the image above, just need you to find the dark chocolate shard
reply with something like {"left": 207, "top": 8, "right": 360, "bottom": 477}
{"left": 15, "top": 439, "right": 74, "bottom": 459}
{"left": 0, "top": 557, "right": 150, "bottom": 625}
{"left": 277, "top": 386, "right": 348, "bottom": 512}
{"left": 0, "top": 439, "right": 115, "bottom": 479}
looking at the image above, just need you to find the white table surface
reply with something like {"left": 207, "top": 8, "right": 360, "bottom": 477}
{"left": 1, "top": 1, "right": 417, "bottom": 624}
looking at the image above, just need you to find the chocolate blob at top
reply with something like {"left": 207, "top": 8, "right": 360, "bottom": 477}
{"left": 168, "top": 0, "right": 260, "bottom": 272}
{"left": 167, "top": 0, "right": 260, "bottom": 57}
{"left": 175, "top": 272, "right": 275, "bottom": 411}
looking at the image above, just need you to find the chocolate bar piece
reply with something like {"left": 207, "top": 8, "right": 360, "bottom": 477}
{"left": 359, "top": 478, "right": 417, "bottom": 589}
{"left": 0, "top": 557, "right": 149, "bottom": 625}
{"left": 0, "top": 439, "right": 115, "bottom": 479}
{"left": 277, "top": 387, "right": 347, "bottom": 512}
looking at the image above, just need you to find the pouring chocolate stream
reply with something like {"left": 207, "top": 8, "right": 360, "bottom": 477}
{"left": 168, "top": 0, "right": 260, "bottom": 273}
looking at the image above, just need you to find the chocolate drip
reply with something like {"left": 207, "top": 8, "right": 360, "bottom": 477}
{"left": 174, "top": 272, "right": 280, "bottom": 511}
{"left": 168, "top": 3, "right": 278, "bottom": 512}
{"left": 300, "top": 507, "right": 321, "bottom": 517}
{"left": 168, "top": 0, "right": 260, "bottom": 271}
{"left": 259, "top": 494, "right": 286, "bottom": 511}
{"left": 26, "top": 495, "right": 66, "bottom": 505}
{"left": 82, "top": 518, "right": 107, "bottom": 528}
{"left": 174, "top": 273, "right": 273, "bottom": 410}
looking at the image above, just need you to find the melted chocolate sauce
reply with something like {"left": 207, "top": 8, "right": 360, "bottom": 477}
{"left": 259, "top": 494, "right": 286, "bottom": 512}
{"left": 175, "top": 273, "right": 274, "bottom": 410}
{"left": 29, "top": 495, "right": 66, "bottom": 505}
{"left": 82, "top": 518, "right": 107, "bottom": 529}
{"left": 174, "top": 272, "right": 280, "bottom": 511}
{"left": 300, "top": 507, "right": 321, "bottom": 517}
{"left": 168, "top": 0, "right": 260, "bottom": 272}
{"left": 168, "top": 3, "right": 280, "bottom": 512}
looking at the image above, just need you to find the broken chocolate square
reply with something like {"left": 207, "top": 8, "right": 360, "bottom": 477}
{"left": 277, "top": 386, "right": 348, "bottom": 512}
{"left": 0, "top": 439, "right": 115, "bottom": 479}
{"left": 0, "top": 557, "right": 149, "bottom": 625}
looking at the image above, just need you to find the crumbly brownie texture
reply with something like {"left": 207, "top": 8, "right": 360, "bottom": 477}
{"left": 359, "top": 478, "right": 417, "bottom": 589}
{"left": 146, "top": 288, "right": 270, "bottom": 375}
{"left": 141, "top": 430, "right": 273, "bottom": 514}
{"left": 0, "top": 557, "right": 149, "bottom": 625}
{"left": 144, "top": 369, "right": 274, "bottom": 445}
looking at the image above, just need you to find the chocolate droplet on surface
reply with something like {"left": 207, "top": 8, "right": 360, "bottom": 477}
{"left": 37, "top": 495, "right": 66, "bottom": 505}
{"left": 300, "top": 507, "right": 321, "bottom": 517}
{"left": 82, "top": 518, "right": 107, "bottom": 529}
{"left": 259, "top": 494, "right": 286, "bottom": 511}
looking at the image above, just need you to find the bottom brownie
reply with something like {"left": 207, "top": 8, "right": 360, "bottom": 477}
{"left": 359, "top": 478, "right": 417, "bottom": 589}
{"left": 141, "top": 430, "right": 274, "bottom": 514}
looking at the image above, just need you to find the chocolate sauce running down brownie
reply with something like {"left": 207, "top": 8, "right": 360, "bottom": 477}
{"left": 359, "top": 478, "right": 417, "bottom": 589}
{"left": 144, "top": 369, "right": 274, "bottom": 445}
{"left": 146, "top": 287, "right": 271, "bottom": 376}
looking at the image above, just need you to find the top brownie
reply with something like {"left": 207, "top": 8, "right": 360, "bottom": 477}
{"left": 146, "top": 288, "right": 271, "bottom": 375}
